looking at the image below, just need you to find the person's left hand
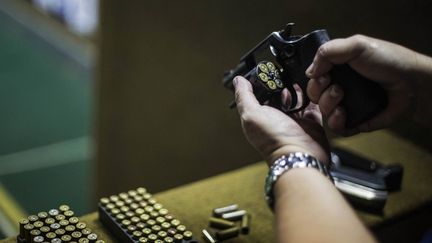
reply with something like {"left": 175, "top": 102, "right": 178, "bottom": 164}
{"left": 233, "top": 76, "right": 331, "bottom": 166}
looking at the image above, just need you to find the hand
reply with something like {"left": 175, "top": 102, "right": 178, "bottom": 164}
{"left": 306, "top": 35, "right": 418, "bottom": 135}
{"left": 233, "top": 76, "right": 330, "bottom": 165}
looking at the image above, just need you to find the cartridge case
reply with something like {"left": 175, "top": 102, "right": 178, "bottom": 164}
{"left": 48, "top": 209, "right": 59, "bottom": 217}
{"left": 215, "top": 227, "right": 240, "bottom": 241}
{"left": 202, "top": 229, "right": 216, "bottom": 243}
{"left": 221, "top": 210, "right": 246, "bottom": 221}
{"left": 241, "top": 214, "right": 251, "bottom": 234}
{"left": 183, "top": 231, "right": 193, "bottom": 240}
{"left": 37, "top": 212, "right": 48, "bottom": 220}
{"left": 213, "top": 204, "right": 238, "bottom": 217}
{"left": 209, "top": 217, "right": 235, "bottom": 229}
{"left": 19, "top": 219, "right": 29, "bottom": 237}
{"left": 59, "top": 205, "right": 70, "bottom": 212}
{"left": 87, "top": 233, "right": 98, "bottom": 241}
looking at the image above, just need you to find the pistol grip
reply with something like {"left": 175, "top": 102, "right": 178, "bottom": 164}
{"left": 330, "top": 64, "right": 388, "bottom": 129}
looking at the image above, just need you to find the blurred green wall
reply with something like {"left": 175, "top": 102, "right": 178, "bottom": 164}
{"left": 0, "top": 9, "right": 92, "bottom": 216}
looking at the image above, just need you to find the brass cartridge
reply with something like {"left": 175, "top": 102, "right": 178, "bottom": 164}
{"left": 209, "top": 217, "right": 235, "bottom": 229}
{"left": 215, "top": 227, "right": 240, "bottom": 241}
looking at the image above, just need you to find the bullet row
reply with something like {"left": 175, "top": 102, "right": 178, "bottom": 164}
{"left": 99, "top": 187, "right": 197, "bottom": 243}
{"left": 17, "top": 205, "right": 104, "bottom": 243}
{"left": 202, "top": 204, "right": 251, "bottom": 242}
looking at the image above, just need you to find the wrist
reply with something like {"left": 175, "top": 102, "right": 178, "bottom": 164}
{"left": 268, "top": 145, "right": 330, "bottom": 167}
{"left": 264, "top": 152, "right": 332, "bottom": 209}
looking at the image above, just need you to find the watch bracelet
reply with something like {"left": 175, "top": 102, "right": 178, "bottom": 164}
{"left": 265, "top": 152, "right": 333, "bottom": 209}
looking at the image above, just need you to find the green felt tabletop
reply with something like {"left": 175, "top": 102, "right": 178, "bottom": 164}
{"left": 2, "top": 130, "right": 432, "bottom": 242}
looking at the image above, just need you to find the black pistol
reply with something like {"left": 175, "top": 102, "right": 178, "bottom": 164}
{"left": 222, "top": 23, "right": 388, "bottom": 128}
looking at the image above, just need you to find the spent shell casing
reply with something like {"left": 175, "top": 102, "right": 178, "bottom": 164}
{"left": 241, "top": 214, "right": 251, "bottom": 234}
{"left": 215, "top": 227, "right": 240, "bottom": 240}
{"left": 202, "top": 229, "right": 217, "bottom": 243}
{"left": 209, "top": 217, "right": 235, "bottom": 229}
{"left": 221, "top": 210, "right": 246, "bottom": 221}
{"left": 213, "top": 204, "right": 238, "bottom": 217}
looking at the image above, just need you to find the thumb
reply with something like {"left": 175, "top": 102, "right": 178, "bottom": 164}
{"left": 233, "top": 76, "right": 260, "bottom": 114}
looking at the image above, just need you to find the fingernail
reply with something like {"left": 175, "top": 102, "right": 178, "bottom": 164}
{"left": 317, "top": 76, "right": 330, "bottom": 86}
{"left": 330, "top": 85, "right": 342, "bottom": 98}
{"left": 306, "top": 63, "right": 314, "bottom": 76}
{"left": 233, "top": 76, "right": 239, "bottom": 87}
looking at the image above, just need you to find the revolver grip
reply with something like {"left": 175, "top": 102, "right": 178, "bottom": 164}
{"left": 330, "top": 64, "right": 388, "bottom": 129}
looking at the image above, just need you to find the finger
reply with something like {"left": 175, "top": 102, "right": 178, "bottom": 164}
{"left": 233, "top": 76, "right": 260, "bottom": 114}
{"left": 307, "top": 75, "right": 331, "bottom": 103}
{"left": 318, "top": 84, "right": 344, "bottom": 118}
{"left": 306, "top": 35, "right": 368, "bottom": 78}
{"left": 326, "top": 106, "right": 347, "bottom": 133}
{"left": 281, "top": 88, "right": 292, "bottom": 111}
{"left": 302, "top": 103, "right": 323, "bottom": 125}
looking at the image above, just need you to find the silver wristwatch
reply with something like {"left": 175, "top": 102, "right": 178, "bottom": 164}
{"left": 265, "top": 152, "right": 333, "bottom": 209}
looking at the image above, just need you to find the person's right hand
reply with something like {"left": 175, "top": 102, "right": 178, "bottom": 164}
{"left": 306, "top": 35, "right": 419, "bottom": 135}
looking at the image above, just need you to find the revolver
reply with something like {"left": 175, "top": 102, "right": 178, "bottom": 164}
{"left": 222, "top": 23, "right": 388, "bottom": 128}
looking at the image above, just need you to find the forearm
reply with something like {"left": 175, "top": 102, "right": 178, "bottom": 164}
{"left": 273, "top": 168, "right": 377, "bottom": 243}
{"left": 412, "top": 52, "right": 432, "bottom": 124}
